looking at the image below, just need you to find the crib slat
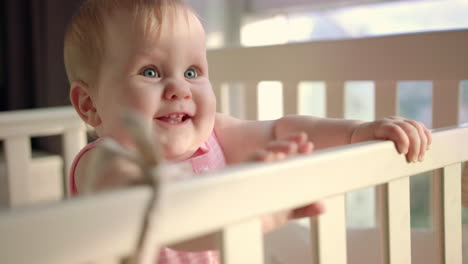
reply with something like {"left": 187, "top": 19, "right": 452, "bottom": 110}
{"left": 432, "top": 80, "right": 460, "bottom": 128}
{"left": 379, "top": 177, "right": 411, "bottom": 264}
{"left": 325, "top": 81, "right": 344, "bottom": 118}
{"left": 2, "top": 136, "right": 32, "bottom": 207}
{"left": 218, "top": 218, "right": 263, "bottom": 264}
{"left": 431, "top": 80, "right": 461, "bottom": 264}
{"left": 244, "top": 81, "right": 259, "bottom": 120}
{"left": 432, "top": 164, "right": 462, "bottom": 264}
{"left": 310, "top": 195, "right": 347, "bottom": 264}
{"left": 212, "top": 82, "right": 229, "bottom": 114}
{"left": 374, "top": 81, "right": 398, "bottom": 119}
{"left": 282, "top": 80, "right": 299, "bottom": 115}
{"left": 62, "top": 128, "right": 87, "bottom": 197}
{"left": 212, "top": 81, "right": 222, "bottom": 113}
{"left": 374, "top": 80, "right": 400, "bottom": 261}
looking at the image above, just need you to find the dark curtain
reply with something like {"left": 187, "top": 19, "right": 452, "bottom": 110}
{"left": 1, "top": 0, "right": 84, "bottom": 153}
{"left": 1, "top": 0, "right": 83, "bottom": 111}
{"left": 1, "top": 0, "right": 35, "bottom": 111}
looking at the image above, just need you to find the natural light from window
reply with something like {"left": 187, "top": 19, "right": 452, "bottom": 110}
{"left": 241, "top": 0, "right": 468, "bottom": 46}
{"left": 239, "top": 0, "right": 468, "bottom": 228}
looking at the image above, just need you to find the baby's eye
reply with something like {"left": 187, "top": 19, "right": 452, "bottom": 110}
{"left": 141, "top": 67, "right": 160, "bottom": 78}
{"left": 184, "top": 68, "right": 198, "bottom": 79}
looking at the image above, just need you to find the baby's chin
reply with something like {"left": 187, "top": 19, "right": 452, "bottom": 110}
{"left": 100, "top": 132, "right": 138, "bottom": 151}
{"left": 162, "top": 144, "right": 198, "bottom": 162}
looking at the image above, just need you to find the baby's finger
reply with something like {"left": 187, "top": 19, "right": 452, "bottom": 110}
{"left": 375, "top": 123, "right": 409, "bottom": 155}
{"left": 248, "top": 141, "right": 296, "bottom": 162}
{"left": 405, "top": 120, "right": 428, "bottom": 161}
{"left": 266, "top": 140, "right": 298, "bottom": 155}
{"left": 248, "top": 149, "right": 275, "bottom": 162}
{"left": 397, "top": 121, "right": 420, "bottom": 162}
{"left": 290, "top": 202, "right": 325, "bottom": 219}
{"left": 262, "top": 210, "right": 293, "bottom": 233}
{"left": 283, "top": 132, "right": 313, "bottom": 154}
{"left": 389, "top": 116, "right": 432, "bottom": 152}
{"left": 282, "top": 132, "right": 308, "bottom": 144}
{"left": 298, "top": 141, "right": 314, "bottom": 154}
{"left": 424, "top": 126, "right": 432, "bottom": 149}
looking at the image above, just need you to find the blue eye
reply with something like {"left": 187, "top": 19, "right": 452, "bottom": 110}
{"left": 142, "top": 67, "right": 159, "bottom": 78}
{"left": 184, "top": 68, "right": 198, "bottom": 79}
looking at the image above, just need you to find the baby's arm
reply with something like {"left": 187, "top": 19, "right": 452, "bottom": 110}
{"left": 74, "top": 148, "right": 142, "bottom": 193}
{"left": 276, "top": 115, "right": 431, "bottom": 162}
{"left": 215, "top": 113, "right": 360, "bottom": 164}
{"left": 216, "top": 113, "right": 431, "bottom": 164}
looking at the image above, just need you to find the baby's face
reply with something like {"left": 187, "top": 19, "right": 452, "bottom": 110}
{"left": 92, "top": 8, "right": 216, "bottom": 161}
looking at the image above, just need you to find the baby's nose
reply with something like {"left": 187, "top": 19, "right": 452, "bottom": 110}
{"left": 163, "top": 80, "right": 192, "bottom": 100}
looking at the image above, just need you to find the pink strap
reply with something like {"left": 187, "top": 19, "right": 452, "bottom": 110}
{"left": 69, "top": 138, "right": 101, "bottom": 196}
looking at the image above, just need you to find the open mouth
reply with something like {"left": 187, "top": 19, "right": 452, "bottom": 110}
{"left": 156, "top": 113, "right": 191, "bottom": 124}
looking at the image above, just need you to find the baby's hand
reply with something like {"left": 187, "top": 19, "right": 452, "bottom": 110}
{"left": 248, "top": 132, "right": 313, "bottom": 162}
{"left": 248, "top": 132, "right": 325, "bottom": 233}
{"left": 350, "top": 116, "right": 432, "bottom": 162}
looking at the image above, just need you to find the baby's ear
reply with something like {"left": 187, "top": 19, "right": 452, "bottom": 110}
{"left": 70, "top": 81, "right": 101, "bottom": 127}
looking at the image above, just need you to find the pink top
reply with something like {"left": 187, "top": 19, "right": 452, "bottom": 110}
{"left": 69, "top": 132, "right": 226, "bottom": 264}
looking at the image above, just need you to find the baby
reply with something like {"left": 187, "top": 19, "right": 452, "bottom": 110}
{"left": 64, "top": 0, "right": 431, "bottom": 263}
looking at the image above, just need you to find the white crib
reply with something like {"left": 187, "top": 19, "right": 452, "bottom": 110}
{"left": 0, "top": 29, "right": 467, "bottom": 264}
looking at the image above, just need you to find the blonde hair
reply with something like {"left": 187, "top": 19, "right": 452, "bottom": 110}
{"left": 64, "top": 0, "right": 193, "bottom": 85}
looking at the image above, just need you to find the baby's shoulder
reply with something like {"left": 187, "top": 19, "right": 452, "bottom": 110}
{"left": 73, "top": 146, "right": 99, "bottom": 193}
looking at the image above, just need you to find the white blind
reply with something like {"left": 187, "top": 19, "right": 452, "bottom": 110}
{"left": 249, "top": 0, "right": 403, "bottom": 12}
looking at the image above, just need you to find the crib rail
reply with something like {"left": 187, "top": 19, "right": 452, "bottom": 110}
{"left": 208, "top": 30, "right": 468, "bottom": 82}
{"left": 0, "top": 125, "right": 466, "bottom": 264}
{"left": 0, "top": 106, "right": 86, "bottom": 206}
{"left": 0, "top": 106, "right": 83, "bottom": 137}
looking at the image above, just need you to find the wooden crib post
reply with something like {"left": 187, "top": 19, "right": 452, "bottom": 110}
{"left": 308, "top": 80, "right": 347, "bottom": 264}
{"left": 431, "top": 80, "right": 462, "bottom": 264}
{"left": 378, "top": 177, "right": 411, "bottom": 264}
{"left": 432, "top": 164, "right": 462, "bottom": 264}
{"left": 310, "top": 195, "right": 347, "bottom": 264}
{"left": 374, "top": 81, "right": 398, "bottom": 120}
{"left": 374, "top": 80, "right": 398, "bottom": 228}
{"left": 212, "top": 82, "right": 230, "bottom": 115}
{"left": 432, "top": 80, "right": 460, "bottom": 129}
{"left": 244, "top": 81, "right": 259, "bottom": 120}
{"left": 373, "top": 80, "right": 411, "bottom": 264}
{"left": 282, "top": 80, "right": 299, "bottom": 116}
{"left": 325, "top": 81, "right": 344, "bottom": 119}
{"left": 218, "top": 218, "right": 263, "bottom": 264}
{"left": 2, "top": 136, "right": 32, "bottom": 207}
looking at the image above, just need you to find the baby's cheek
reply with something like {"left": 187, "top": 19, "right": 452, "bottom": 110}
{"left": 126, "top": 99, "right": 154, "bottom": 117}
{"left": 197, "top": 111, "right": 215, "bottom": 138}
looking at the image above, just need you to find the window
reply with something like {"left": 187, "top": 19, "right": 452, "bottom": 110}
{"left": 239, "top": 0, "right": 468, "bottom": 228}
